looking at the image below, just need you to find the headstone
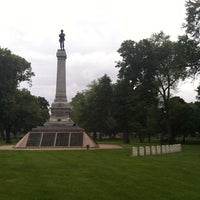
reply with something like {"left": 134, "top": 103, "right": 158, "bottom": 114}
{"left": 177, "top": 144, "right": 182, "bottom": 152}
{"left": 173, "top": 144, "right": 176, "bottom": 152}
{"left": 169, "top": 145, "right": 173, "bottom": 153}
{"left": 132, "top": 147, "right": 138, "bottom": 157}
{"left": 145, "top": 146, "right": 151, "bottom": 156}
{"left": 166, "top": 145, "right": 170, "bottom": 153}
{"left": 173, "top": 144, "right": 176, "bottom": 153}
{"left": 156, "top": 145, "right": 161, "bottom": 155}
{"left": 151, "top": 146, "right": 156, "bottom": 155}
{"left": 162, "top": 145, "right": 166, "bottom": 154}
{"left": 139, "top": 146, "right": 144, "bottom": 156}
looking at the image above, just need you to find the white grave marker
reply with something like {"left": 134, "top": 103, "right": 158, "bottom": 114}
{"left": 145, "top": 146, "right": 151, "bottom": 156}
{"left": 169, "top": 145, "right": 173, "bottom": 153}
{"left": 162, "top": 145, "right": 166, "bottom": 154}
{"left": 177, "top": 144, "right": 182, "bottom": 152}
{"left": 139, "top": 146, "right": 144, "bottom": 156}
{"left": 156, "top": 145, "right": 161, "bottom": 155}
{"left": 132, "top": 147, "right": 138, "bottom": 157}
{"left": 151, "top": 146, "right": 156, "bottom": 155}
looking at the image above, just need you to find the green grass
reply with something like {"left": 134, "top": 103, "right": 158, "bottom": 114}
{"left": 0, "top": 144, "right": 199, "bottom": 200}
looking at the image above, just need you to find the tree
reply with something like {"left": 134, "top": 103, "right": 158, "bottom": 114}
{"left": 183, "top": 0, "right": 200, "bottom": 41}
{"left": 0, "top": 47, "right": 34, "bottom": 143}
{"left": 152, "top": 33, "right": 189, "bottom": 143}
{"left": 112, "top": 80, "right": 134, "bottom": 143}
{"left": 71, "top": 90, "right": 93, "bottom": 132}
{"left": 92, "top": 75, "right": 114, "bottom": 136}
{"left": 37, "top": 96, "right": 50, "bottom": 125}
{"left": 71, "top": 74, "right": 114, "bottom": 139}
{"left": 196, "top": 84, "right": 200, "bottom": 100}
{"left": 115, "top": 38, "right": 160, "bottom": 143}
{"left": 11, "top": 89, "right": 49, "bottom": 136}
{"left": 188, "top": 102, "right": 200, "bottom": 138}
{"left": 168, "top": 97, "right": 191, "bottom": 143}
{"left": 116, "top": 32, "right": 193, "bottom": 143}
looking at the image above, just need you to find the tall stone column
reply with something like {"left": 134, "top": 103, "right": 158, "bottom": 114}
{"left": 55, "top": 49, "right": 67, "bottom": 102}
{"left": 48, "top": 49, "right": 73, "bottom": 125}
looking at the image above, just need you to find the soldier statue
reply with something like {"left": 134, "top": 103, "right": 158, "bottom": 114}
{"left": 59, "top": 30, "right": 65, "bottom": 50}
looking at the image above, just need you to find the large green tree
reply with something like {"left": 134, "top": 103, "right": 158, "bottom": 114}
{"left": 112, "top": 80, "right": 134, "bottom": 143}
{"left": 0, "top": 47, "right": 34, "bottom": 142}
{"left": 116, "top": 32, "right": 194, "bottom": 143}
{"left": 152, "top": 33, "right": 188, "bottom": 143}
{"left": 115, "top": 38, "right": 159, "bottom": 143}
{"left": 11, "top": 89, "right": 49, "bottom": 136}
{"left": 168, "top": 97, "right": 191, "bottom": 143}
{"left": 71, "top": 74, "right": 114, "bottom": 139}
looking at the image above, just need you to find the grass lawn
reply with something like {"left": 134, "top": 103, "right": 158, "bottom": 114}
{"left": 0, "top": 143, "right": 199, "bottom": 200}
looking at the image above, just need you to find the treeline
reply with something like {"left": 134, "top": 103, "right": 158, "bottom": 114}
{"left": 71, "top": 74, "right": 200, "bottom": 144}
{"left": 0, "top": 48, "right": 49, "bottom": 143}
{"left": 71, "top": 1, "right": 200, "bottom": 144}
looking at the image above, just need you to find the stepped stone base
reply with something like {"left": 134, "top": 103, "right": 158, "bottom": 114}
{"left": 15, "top": 124, "right": 98, "bottom": 148}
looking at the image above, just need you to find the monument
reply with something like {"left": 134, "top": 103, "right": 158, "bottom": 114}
{"left": 15, "top": 30, "right": 98, "bottom": 148}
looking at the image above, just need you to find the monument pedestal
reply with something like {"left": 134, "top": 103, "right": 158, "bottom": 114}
{"left": 15, "top": 48, "right": 98, "bottom": 148}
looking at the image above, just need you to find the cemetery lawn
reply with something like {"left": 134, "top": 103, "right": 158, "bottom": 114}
{"left": 0, "top": 145, "right": 199, "bottom": 200}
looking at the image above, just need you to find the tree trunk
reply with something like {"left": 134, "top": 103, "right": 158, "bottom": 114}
{"left": 99, "top": 132, "right": 102, "bottom": 140}
{"left": 164, "top": 102, "right": 174, "bottom": 144}
{"left": 93, "top": 131, "right": 97, "bottom": 140}
{"left": 138, "top": 134, "right": 144, "bottom": 143}
{"left": 0, "top": 130, "right": 5, "bottom": 140}
{"left": 5, "top": 129, "right": 11, "bottom": 143}
{"left": 182, "top": 133, "right": 186, "bottom": 144}
{"left": 147, "top": 133, "right": 151, "bottom": 143}
{"left": 123, "top": 131, "right": 130, "bottom": 143}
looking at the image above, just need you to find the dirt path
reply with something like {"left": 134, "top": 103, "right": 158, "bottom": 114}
{"left": 0, "top": 144, "right": 122, "bottom": 150}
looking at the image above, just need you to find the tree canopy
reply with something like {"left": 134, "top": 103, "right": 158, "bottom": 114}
{"left": 183, "top": 0, "right": 200, "bottom": 41}
{"left": 70, "top": 1, "right": 200, "bottom": 144}
{"left": 116, "top": 32, "right": 194, "bottom": 142}
{"left": 71, "top": 31, "right": 200, "bottom": 144}
{"left": 71, "top": 74, "right": 114, "bottom": 139}
{"left": 0, "top": 47, "right": 49, "bottom": 143}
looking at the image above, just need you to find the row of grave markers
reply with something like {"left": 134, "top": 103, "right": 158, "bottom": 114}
{"left": 132, "top": 144, "right": 182, "bottom": 157}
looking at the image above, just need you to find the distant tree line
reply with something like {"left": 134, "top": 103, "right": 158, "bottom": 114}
{"left": 71, "top": 74, "right": 200, "bottom": 144}
{"left": 0, "top": 48, "right": 49, "bottom": 143}
{"left": 71, "top": 1, "right": 200, "bottom": 144}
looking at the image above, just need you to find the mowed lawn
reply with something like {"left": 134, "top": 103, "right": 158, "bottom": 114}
{"left": 0, "top": 145, "right": 199, "bottom": 200}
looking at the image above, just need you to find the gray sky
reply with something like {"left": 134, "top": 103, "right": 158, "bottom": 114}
{"left": 1, "top": 0, "right": 198, "bottom": 104}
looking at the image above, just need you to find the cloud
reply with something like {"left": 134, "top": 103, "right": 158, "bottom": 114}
{"left": 67, "top": 51, "right": 120, "bottom": 101}
{"left": 2, "top": 0, "right": 195, "bottom": 104}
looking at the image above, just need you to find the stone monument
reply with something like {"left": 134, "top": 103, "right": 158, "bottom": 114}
{"left": 15, "top": 30, "right": 98, "bottom": 148}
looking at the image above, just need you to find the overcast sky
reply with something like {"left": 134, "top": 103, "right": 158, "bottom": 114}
{"left": 1, "top": 0, "right": 199, "bottom": 104}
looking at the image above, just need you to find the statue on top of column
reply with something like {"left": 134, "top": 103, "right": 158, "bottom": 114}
{"left": 59, "top": 30, "right": 65, "bottom": 50}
